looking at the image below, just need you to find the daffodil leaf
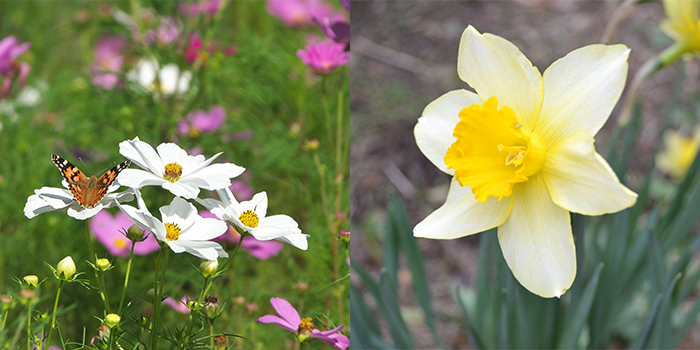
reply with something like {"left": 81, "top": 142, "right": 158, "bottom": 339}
{"left": 557, "top": 263, "right": 603, "bottom": 349}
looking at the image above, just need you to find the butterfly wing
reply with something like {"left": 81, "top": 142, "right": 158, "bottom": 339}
{"left": 88, "top": 160, "right": 132, "bottom": 208}
{"left": 51, "top": 154, "right": 89, "bottom": 205}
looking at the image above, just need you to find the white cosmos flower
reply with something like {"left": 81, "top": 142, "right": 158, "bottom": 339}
{"left": 197, "top": 188, "right": 309, "bottom": 250}
{"left": 127, "top": 58, "right": 192, "bottom": 96}
{"left": 24, "top": 183, "right": 134, "bottom": 220}
{"left": 117, "top": 193, "right": 228, "bottom": 260}
{"left": 118, "top": 137, "right": 245, "bottom": 199}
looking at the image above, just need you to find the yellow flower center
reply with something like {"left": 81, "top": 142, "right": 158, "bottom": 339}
{"left": 298, "top": 317, "right": 314, "bottom": 333}
{"left": 445, "top": 97, "right": 546, "bottom": 202}
{"left": 163, "top": 162, "right": 183, "bottom": 182}
{"left": 188, "top": 128, "right": 201, "bottom": 138}
{"left": 165, "top": 222, "right": 181, "bottom": 241}
{"left": 114, "top": 238, "right": 127, "bottom": 249}
{"left": 239, "top": 210, "right": 259, "bottom": 228}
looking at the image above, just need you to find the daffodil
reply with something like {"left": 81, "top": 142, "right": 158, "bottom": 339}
{"left": 414, "top": 26, "right": 637, "bottom": 298}
{"left": 659, "top": 0, "right": 700, "bottom": 64}
{"left": 118, "top": 137, "right": 245, "bottom": 199}
{"left": 656, "top": 126, "right": 700, "bottom": 180}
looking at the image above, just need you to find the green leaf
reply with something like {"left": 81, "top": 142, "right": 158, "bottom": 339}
{"left": 379, "top": 272, "right": 415, "bottom": 349}
{"left": 557, "top": 263, "right": 603, "bottom": 349}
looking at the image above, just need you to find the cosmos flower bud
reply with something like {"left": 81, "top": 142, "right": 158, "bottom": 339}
{"left": 295, "top": 282, "right": 308, "bottom": 294}
{"left": 199, "top": 259, "right": 218, "bottom": 278}
{"left": 23, "top": 275, "right": 39, "bottom": 289}
{"left": 19, "top": 289, "right": 36, "bottom": 304}
{"left": 57, "top": 256, "right": 76, "bottom": 280}
{"left": 96, "top": 258, "right": 111, "bottom": 271}
{"left": 203, "top": 295, "right": 222, "bottom": 320}
{"left": 0, "top": 295, "right": 12, "bottom": 310}
{"left": 214, "top": 332, "right": 228, "bottom": 350}
{"left": 187, "top": 300, "right": 200, "bottom": 311}
{"left": 126, "top": 224, "right": 146, "bottom": 242}
{"left": 105, "top": 313, "right": 121, "bottom": 328}
{"left": 339, "top": 229, "right": 350, "bottom": 243}
{"left": 145, "top": 288, "right": 155, "bottom": 302}
{"left": 305, "top": 139, "right": 319, "bottom": 151}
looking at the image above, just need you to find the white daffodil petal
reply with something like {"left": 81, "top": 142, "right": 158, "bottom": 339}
{"left": 457, "top": 26, "right": 543, "bottom": 128}
{"left": 536, "top": 44, "right": 629, "bottom": 148}
{"left": 415, "top": 89, "right": 481, "bottom": 175}
{"left": 414, "top": 178, "right": 515, "bottom": 239}
{"left": 542, "top": 130, "right": 637, "bottom": 215}
{"left": 273, "top": 233, "right": 309, "bottom": 250}
{"left": 498, "top": 175, "right": 575, "bottom": 298}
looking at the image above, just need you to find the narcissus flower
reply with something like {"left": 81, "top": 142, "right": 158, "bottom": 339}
{"left": 258, "top": 297, "right": 349, "bottom": 349}
{"left": 197, "top": 189, "right": 309, "bottom": 250}
{"left": 118, "top": 137, "right": 245, "bottom": 199}
{"left": 117, "top": 195, "right": 228, "bottom": 260}
{"left": 414, "top": 26, "right": 637, "bottom": 298}
{"left": 656, "top": 126, "right": 700, "bottom": 180}
{"left": 659, "top": 0, "right": 700, "bottom": 64}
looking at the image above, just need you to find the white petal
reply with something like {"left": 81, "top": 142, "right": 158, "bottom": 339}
{"left": 135, "top": 58, "right": 158, "bottom": 88}
{"left": 190, "top": 163, "right": 245, "bottom": 185}
{"left": 24, "top": 187, "right": 73, "bottom": 218}
{"left": 273, "top": 233, "right": 309, "bottom": 250}
{"left": 251, "top": 214, "right": 301, "bottom": 241}
{"left": 184, "top": 152, "right": 221, "bottom": 175}
{"left": 498, "top": 175, "right": 575, "bottom": 298}
{"left": 215, "top": 187, "right": 238, "bottom": 207}
{"left": 542, "top": 130, "right": 637, "bottom": 215}
{"left": 170, "top": 240, "right": 228, "bottom": 259}
{"left": 156, "top": 143, "right": 189, "bottom": 166}
{"left": 159, "top": 64, "right": 181, "bottom": 95}
{"left": 415, "top": 89, "right": 481, "bottom": 175}
{"left": 177, "top": 70, "right": 192, "bottom": 94}
{"left": 251, "top": 192, "right": 268, "bottom": 218}
{"left": 117, "top": 202, "right": 166, "bottom": 241}
{"left": 115, "top": 169, "right": 165, "bottom": 189}
{"left": 160, "top": 197, "right": 196, "bottom": 222}
{"left": 67, "top": 205, "right": 103, "bottom": 220}
{"left": 119, "top": 137, "right": 164, "bottom": 174}
{"left": 179, "top": 217, "right": 227, "bottom": 241}
{"left": 457, "top": 26, "right": 543, "bottom": 128}
{"left": 195, "top": 197, "right": 224, "bottom": 211}
{"left": 162, "top": 181, "right": 201, "bottom": 199}
{"left": 414, "top": 178, "right": 515, "bottom": 239}
{"left": 535, "top": 44, "right": 629, "bottom": 148}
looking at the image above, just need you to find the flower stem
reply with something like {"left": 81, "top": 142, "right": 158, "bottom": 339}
{"left": 149, "top": 247, "right": 166, "bottom": 350}
{"left": 209, "top": 322, "right": 214, "bottom": 349}
{"left": 85, "top": 221, "right": 111, "bottom": 313}
{"left": 25, "top": 300, "right": 32, "bottom": 350}
{"left": 181, "top": 277, "right": 211, "bottom": 349}
{"left": 45, "top": 280, "right": 64, "bottom": 349}
{"left": 117, "top": 242, "right": 137, "bottom": 316}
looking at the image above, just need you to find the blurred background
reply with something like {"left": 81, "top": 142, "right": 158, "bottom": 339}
{"left": 350, "top": 1, "right": 700, "bottom": 348}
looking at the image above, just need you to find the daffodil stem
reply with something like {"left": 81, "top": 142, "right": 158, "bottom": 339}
{"left": 85, "top": 221, "right": 111, "bottom": 313}
{"left": 599, "top": 0, "right": 638, "bottom": 44}
{"left": 117, "top": 243, "right": 136, "bottom": 316}
{"left": 45, "top": 280, "right": 64, "bottom": 350}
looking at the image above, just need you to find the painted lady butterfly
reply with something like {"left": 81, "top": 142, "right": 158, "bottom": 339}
{"left": 51, "top": 154, "right": 131, "bottom": 209}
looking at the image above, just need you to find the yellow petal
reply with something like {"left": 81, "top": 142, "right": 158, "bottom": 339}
{"left": 457, "top": 26, "right": 543, "bottom": 129}
{"left": 498, "top": 175, "right": 575, "bottom": 298}
{"left": 663, "top": 0, "right": 699, "bottom": 33}
{"left": 414, "top": 178, "right": 514, "bottom": 239}
{"left": 542, "top": 130, "right": 637, "bottom": 215}
{"left": 415, "top": 89, "right": 482, "bottom": 175}
{"left": 535, "top": 44, "right": 629, "bottom": 149}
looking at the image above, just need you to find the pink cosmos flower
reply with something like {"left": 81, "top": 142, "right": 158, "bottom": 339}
{"left": 338, "top": 0, "right": 349, "bottom": 11}
{"left": 184, "top": 33, "right": 236, "bottom": 65}
{"left": 200, "top": 210, "right": 283, "bottom": 260}
{"left": 145, "top": 17, "right": 181, "bottom": 46}
{"left": 163, "top": 295, "right": 192, "bottom": 314}
{"left": 258, "top": 298, "right": 349, "bottom": 349}
{"left": 229, "top": 180, "right": 253, "bottom": 201}
{"left": 177, "top": 106, "right": 226, "bottom": 137}
{"left": 91, "top": 35, "right": 128, "bottom": 90}
{"left": 180, "top": 0, "right": 221, "bottom": 17}
{"left": 296, "top": 40, "right": 349, "bottom": 75}
{"left": 266, "top": 0, "right": 345, "bottom": 27}
{"left": 313, "top": 16, "right": 349, "bottom": 44}
{"left": 88, "top": 210, "right": 161, "bottom": 257}
{"left": 0, "top": 36, "right": 31, "bottom": 98}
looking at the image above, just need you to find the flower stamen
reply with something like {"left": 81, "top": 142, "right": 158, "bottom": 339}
{"left": 298, "top": 317, "right": 314, "bottom": 333}
{"left": 163, "top": 162, "right": 183, "bottom": 182}
{"left": 165, "top": 222, "right": 181, "bottom": 241}
{"left": 239, "top": 210, "right": 259, "bottom": 228}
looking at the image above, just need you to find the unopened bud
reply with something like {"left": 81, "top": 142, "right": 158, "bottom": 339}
{"left": 19, "top": 289, "right": 36, "bottom": 304}
{"left": 199, "top": 260, "right": 218, "bottom": 278}
{"left": 214, "top": 332, "right": 228, "bottom": 349}
{"left": 57, "top": 256, "right": 76, "bottom": 280}
{"left": 187, "top": 300, "right": 199, "bottom": 311}
{"left": 145, "top": 288, "right": 155, "bottom": 302}
{"left": 0, "top": 295, "right": 12, "bottom": 310}
{"left": 105, "top": 313, "right": 120, "bottom": 328}
{"left": 289, "top": 121, "right": 302, "bottom": 138}
{"left": 233, "top": 296, "right": 245, "bottom": 306}
{"left": 23, "top": 275, "right": 39, "bottom": 289}
{"left": 339, "top": 229, "right": 350, "bottom": 243}
{"left": 96, "top": 258, "right": 111, "bottom": 271}
{"left": 203, "top": 295, "right": 222, "bottom": 320}
{"left": 305, "top": 139, "right": 319, "bottom": 151}
{"left": 126, "top": 224, "right": 146, "bottom": 242}
{"left": 295, "top": 282, "right": 308, "bottom": 294}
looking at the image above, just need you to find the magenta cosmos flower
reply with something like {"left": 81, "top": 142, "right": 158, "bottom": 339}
{"left": 163, "top": 295, "right": 192, "bottom": 314}
{"left": 297, "top": 40, "right": 349, "bottom": 75}
{"left": 258, "top": 298, "right": 349, "bottom": 349}
{"left": 91, "top": 35, "right": 128, "bottom": 90}
{"left": 0, "top": 36, "right": 31, "bottom": 97}
{"left": 180, "top": 0, "right": 221, "bottom": 17}
{"left": 145, "top": 17, "right": 181, "bottom": 46}
{"left": 201, "top": 210, "right": 283, "bottom": 260}
{"left": 177, "top": 106, "right": 226, "bottom": 137}
{"left": 266, "top": 0, "right": 345, "bottom": 27}
{"left": 89, "top": 210, "right": 160, "bottom": 257}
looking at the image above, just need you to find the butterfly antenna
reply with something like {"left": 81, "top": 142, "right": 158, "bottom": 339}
{"left": 77, "top": 157, "right": 96, "bottom": 176}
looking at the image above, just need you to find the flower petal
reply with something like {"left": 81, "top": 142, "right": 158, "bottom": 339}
{"left": 169, "top": 240, "right": 227, "bottom": 259}
{"left": 156, "top": 142, "right": 189, "bottom": 166}
{"left": 273, "top": 232, "right": 309, "bottom": 250}
{"left": 251, "top": 215, "right": 301, "bottom": 240}
{"left": 457, "top": 26, "right": 543, "bottom": 128}
{"left": 119, "top": 137, "right": 165, "bottom": 174}
{"left": 269, "top": 297, "right": 301, "bottom": 329}
{"left": 24, "top": 187, "right": 72, "bottom": 218}
{"left": 413, "top": 178, "right": 515, "bottom": 239}
{"left": 162, "top": 181, "right": 202, "bottom": 199}
{"left": 542, "top": 130, "right": 637, "bottom": 215}
{"left": 257, "top": 315, "right": 297, "bottom": 333}
{"left": 179, "top": 217, "right": 227, "bottom": 241}
{"left": 414, "top": 89, "right": 481, "bottom": 175}
{"left": 497, "top": 175, "right": 575, "bottom": 298}
{"left": 535, "top": 44, "right": 629, "bottom": 149}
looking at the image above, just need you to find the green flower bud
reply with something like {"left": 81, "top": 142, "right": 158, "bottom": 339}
{"left": 96, "top": 258, "right": 111, "bottom": 271}
{"left": 126, "top": 224, "right": 146, "bottom": 242}
{"left": 57, "top": 256, "right": 76, "bottom": 280}
{"left": 105, "top": 313, "right": 121, "bottom": 328}
{"left": 199, "top": 260, "right": 218, "bottom": 278}
{"left": 23, "top": 275, "right": 39, "bottom": 289}
{"left": 203, "top": 295, "right": 222, "bottom": 320}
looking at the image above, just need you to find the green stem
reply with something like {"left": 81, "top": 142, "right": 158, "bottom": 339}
{"left": 108, "top": 326, "right": 116, "bottom": 350}
{"left": 45, "top": 280, "right": 64, "bottom": 349}
{"left": 117, "top": 242, "right": 137, "bottom": 316}
{"left": 149, "top": 247, "right": 165, "bottom": 350}
{"left": 1, "top": 309, "right": 8, "bottom": 332}
{"left": 26, "top": 300, "right": 32, "bottom": 350}
{"left": 86, "top": 221, "right": 110, "bottom": 313}
{"left": 321, "top": 77, "right": 332, "bottom": 143}
{"left": 209, "top": 316, "right": 214, "bottom": 349}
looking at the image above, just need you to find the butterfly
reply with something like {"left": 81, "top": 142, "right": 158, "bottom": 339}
{"left": 51, "top": 154, "right": 131, "bottom": 209}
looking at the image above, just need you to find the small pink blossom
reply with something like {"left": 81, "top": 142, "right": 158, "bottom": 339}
{"left": 0, "top": 36, "right": 31, "bottom": 98}
{"left": 184, "top": 34, "right": 204, "bottom": 64}
{"left": 163, "top": 295, "right": 192, "bottom": 314}
{"left": 258, "top": 298, "right": 349, "bottom": 349}
{"left": 266, "top": 0, "right": 345, "bottom": 27}
{"left": 177, "top": 106, "right": 226, "bottom": 137}
{"left": 91, "top": 35, "right": 128, "bottom": 89}
{"left": 145, "top": 17, "right": 181, "bottom": 46}
{"left": 296, "top": 40, "right": 349, "bottom": 75}
{"left": 88, "top": 210, "right": 161, "bottom": 257}
{"left": 229, "top": 180, "right": 253, "bottom": 201}
{"left": 180, "top": 0, "right": 221, "bottom": 17}
{"left": 201, "top": 210, "right": 283, "bottom": 260}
